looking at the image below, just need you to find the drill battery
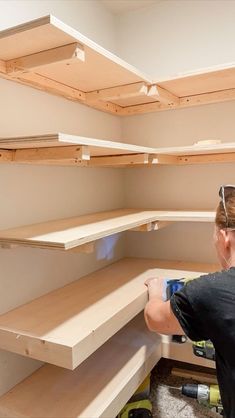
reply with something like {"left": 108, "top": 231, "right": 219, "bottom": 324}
{"left": 166, "top": 278, "right": 216, "bottom": 360}
{"left": 192, "top": 340, "right": 215, "bottom": 361}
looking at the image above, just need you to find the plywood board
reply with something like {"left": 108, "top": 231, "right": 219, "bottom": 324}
{"left": 0, "top": 133, "right": 157, "bottom": 154}
{"left": 0, "top": 314, "right": 162, "bottom": 418}
{"left": 159, "top": 63, "right": 235, "bottom": 97}
{"left": 0, "top": 258, "right": 217, "bottom": 369}
{"left": 153, "top": 141, "right": 235, "bottom": 156}
{"left": 1, "top": 134, "right": 235, "bottom": 160}
{"left": 0, "top": 209, "right": 215, "bottom": 250}
{"left": 0, "top": 15, "right": 151, "bottom": 92}
{"left": 1, "top": 17, "right": 235, "bottom": 113}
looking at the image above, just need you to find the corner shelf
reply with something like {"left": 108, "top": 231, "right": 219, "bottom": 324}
{"left": 1, "top": 134, "right": 235, "bottom": 166}
{"left": 0, "top": 258, "right": 218, "bottom": 370}
{"left": 0, "top": 209, "right": 215, "bottom": 251}
{"left": 0, "top": 314, "right": 162, "bottom": 418}
{"left": 1, "top": 15, "right": 235, "bottom": 115}
{"left": 0, "top": 133, "right": 157, "bottom": 166}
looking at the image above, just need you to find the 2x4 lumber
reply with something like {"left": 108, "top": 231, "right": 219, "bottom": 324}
{"left": 89, "top": 153, "right": 150, "bottom": 167}
{"left": 14, "top": 146, "right": 90, "bottom": 165}
{"left": 171, "top": 367, "right": 217, "bottom": 384}
{"left": 15, "top": 71, "right": 87, "bottom": 102}
{"left": 15, "top": 72, "right": 121, "bottom": 114}
{"left": 0, "top": 150, "right": 13, "bottom": 162}
{"left": 175, "top": 152, "right": 235, "bottom": 165}
{"left": 0, "top": 209, "right": 215, "bottom": 251}
{"left": 180, "top": 88, "right": 235, "bottom": 108}
{"left": 120, "top": 88, "right": 235, "bottom": 115}
{"left": 148, "top": 85, "right": 180, "bottom": 106}
{"left": 0, "top": 315, "right": 161, "bottom": 418}
{"left": 0, "top": 258, "right": 216, "bottom": 370}
{"left": 3, "top": 149, "right": 235, "bottom": 167}
{"left": 0, "top": 59, "right": 6, "bottom": 74}
{"left": 150, "top": 154, "right": 179, "bottom": 165}
{"left": 86, "top": 82, "right": 149, "bottom": 102}
{"left": 6, "top": 43, "right": 85, "bottom": 75}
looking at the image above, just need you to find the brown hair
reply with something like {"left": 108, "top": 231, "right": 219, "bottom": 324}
{"left": 216, "top": 195, "right": 235, "bottom": 229}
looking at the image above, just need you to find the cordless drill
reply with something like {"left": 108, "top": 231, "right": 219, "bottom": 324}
{"left": 181, "top": 383, "right": 222, "bottom": 414}
{"left": 166, "top": 278, "right": 216, "bottom": 359}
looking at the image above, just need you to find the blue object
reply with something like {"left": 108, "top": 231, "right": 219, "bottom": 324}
{"left": 165, "top": 279, "right": 185, "bottom": 301}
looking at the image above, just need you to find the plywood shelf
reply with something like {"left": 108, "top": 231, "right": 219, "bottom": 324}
{"left": 0, "top": 133, "right": 157, "bottom": 166}
{"left": 0, "top": 258, "right": 217, "bottom": 370}
{"left": 1, "top": 16, "right": 235, "bottom": 115}
{"left": 0, "top": 314, "right": 162, "bottom": 418}
{"left": 0, "top": 209, "right": 215, "bottom": 251}
{"left": 1, "top": 134, "right": 235, "bottom": 166}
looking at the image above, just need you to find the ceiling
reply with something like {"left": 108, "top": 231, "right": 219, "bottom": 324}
{"left": 101, "top": 0, "right": 158, "bottom": 14}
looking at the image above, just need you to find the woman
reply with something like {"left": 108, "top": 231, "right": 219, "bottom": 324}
{"left": 144, "top": 185, "right": 235, "bottom": 418}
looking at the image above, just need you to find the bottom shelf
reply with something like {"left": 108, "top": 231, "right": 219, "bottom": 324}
{"left": 0, "top": 314, "right": 161, "bottom": 418}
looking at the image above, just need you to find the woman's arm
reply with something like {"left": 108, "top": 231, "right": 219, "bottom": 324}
{"left": 144, "top": 278, "right": 184, "bottom": 335}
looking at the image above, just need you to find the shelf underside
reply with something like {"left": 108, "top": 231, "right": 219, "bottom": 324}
{"left": 1, "top": 16, "right": 235, "bottom": 114}
{"left": 0, "top": 258, "right": 218, "bottom": 369}
{"left": 0, "top": 314, "right": 162, "bottom": 418}
{"left": 0, "top": 209, "right": 215, "bottom": 251}
{"left": 1, "top": 134, "right": 235, "bottom": 166}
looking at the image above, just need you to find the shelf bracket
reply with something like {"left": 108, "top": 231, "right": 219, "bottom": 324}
{"left": 131, "top": 221, "right": 174, "bottom": 232}
{"left": 6, "top": 42, "right": 85, "bottom": 75}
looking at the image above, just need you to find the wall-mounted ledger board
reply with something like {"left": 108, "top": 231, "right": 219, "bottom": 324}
{"left": 1, "top": 15, "right": 235, "bottom": 114}
{"left": 1, "top": 134, "right": 235, "bottom": 166}
{"left": 0, "top": 258, "right": 217, "bottom": 370}
{"left": 0, "top": 314, "right": 162, "bottom": 418}
{"left": 0, "top": 209, "right": 215, "bottom": 251}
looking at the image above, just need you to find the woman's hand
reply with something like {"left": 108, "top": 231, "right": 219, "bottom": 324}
{"left": 145, "top": 277, "right": 165, "bottom": 301}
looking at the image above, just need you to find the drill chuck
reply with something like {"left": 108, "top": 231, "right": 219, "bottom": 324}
{"left": 181, "top": 383, "right": 221, "bottom": 408}
{"left": 182, "top": 384, "right": 209, "bottom": 402}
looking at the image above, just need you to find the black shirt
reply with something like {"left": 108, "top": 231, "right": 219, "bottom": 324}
{"left": 170, "top": 268, "right": 235, "bottom": 418}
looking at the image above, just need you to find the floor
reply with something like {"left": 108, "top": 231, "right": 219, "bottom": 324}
{"left": 151, "top": 359, "right": 220, "bottom": 418}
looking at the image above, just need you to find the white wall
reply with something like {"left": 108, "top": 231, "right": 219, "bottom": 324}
{"left": 117, "top": 0, "right": 235, "bottom": 78}
{"left": 0, "top": 0, "right": 123, "bottom": 396}
{"left": 0, "top": 0, "right": 117, "bottom": 52}
{"left": 117, "top": 1, "right": 235, "bottom": 264}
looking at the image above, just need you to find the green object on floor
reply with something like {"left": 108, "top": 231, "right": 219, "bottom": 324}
{"left": 118, "top": 399, "right": 152, "bottom": 418}
{"left": 118, "top": 375, "right": 153, "bottom": 418}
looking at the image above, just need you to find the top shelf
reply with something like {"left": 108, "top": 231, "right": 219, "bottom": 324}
{"left": 1, "top": 15, "right": 235, "bottom": 115}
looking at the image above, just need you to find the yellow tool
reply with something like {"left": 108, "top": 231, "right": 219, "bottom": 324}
{"left": 118, "top": 375, "right": 153, "bottom": 418}
{"left": 181, "top": 383, "right": 222, "bottom": 413}
{"left": 118, "top": 399, "right": 152, "bottom": 418}
{"left": 192, "top": 340, "right": 215, "bottom": 361}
